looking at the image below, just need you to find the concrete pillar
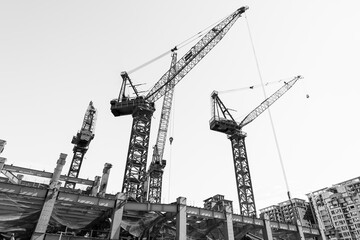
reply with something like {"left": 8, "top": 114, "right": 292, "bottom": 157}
{"left": 224, "top": 205, "right": 235, "bottom": 240}
{"left": 0, "top": 157, "right": 6, "bottom": 170}
{"left": 295, "top": 219, "right": 305, "bottom": 240}
{"left": 90, "top": 176, "right": 101, "bottom": 196}
{"left": 0, "top": 140, "right": 6, "bottom": 171}
{"left": 0, "top": 139, "right": 6, "bottom": 154}
{"left": 17, "top": 174, "right": 24, "bottom": 184}
{"left": 110, "top": 192, "right": 126, "bottom": 240}
{"left": 262, "top": 214, "right": 274, "bottom": 240}
{"left": 98, "top": 163, "right": 112, "bottom": 197}
{"left": 31, "top": 153, "right": 67, "bottom": 240}
{"left": 176, "top": 197, "right": 187, "bottom": 240}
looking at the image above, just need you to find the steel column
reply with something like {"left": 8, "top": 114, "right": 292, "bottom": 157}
{"left": 99, "top": 163, "right": 112, "bottom": 197}
{"left": 176, "top": 197, "right": 187, "bottom": 240}
{"left": 224, "top": 205, "right": 235, "bottom": 240}
{"left": 229, "top": 132, "right": 256, "bottom": 217}
{"left": 31, "top": 153, "right": 67, "bottom": 240}
{"left": 110, "top": 193, "right": 126, "bottom": 240}
{"left": 122, "top": 103, "right": 155, "bottom": 202}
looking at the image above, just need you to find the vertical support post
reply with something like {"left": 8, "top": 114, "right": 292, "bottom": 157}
{"left": 0, "top": 140, "right": 6, "bottom": 173}
{"left": 262, "top": 214, "right": 274, "bottom": 240}
{"left": 0, "top": 157, "right": 6, "bottom": 170}
{"left": 228, "top": 132, "right": 256, "bottom": 217}
{"left": 98, "top": 163, "right": 112, "bottom": 197}
{"left": 0, "top": 139, "right": 6, "bottom": 154}
{"left": 122, "top": 103, "right": 154, "bottom": 202}
{"left": 176, "top": 197, "right": 187, "bottom": 240}
{"left": 295, "top": 219, "right": 305, "bottom": 240}
{"left": 31, "top": 153, "right": 67, "bottom": 240}
{"left": 224, "top": 205, "right": 235, "bottom": 240}
{"left": 90, "top": 176, "right": 101, "bottom": 196}
{"left": 110, "top": 192, "right": 126, "bottom": 240}
{"left": 17, "top": 174, "right": 24, "bottom": 184}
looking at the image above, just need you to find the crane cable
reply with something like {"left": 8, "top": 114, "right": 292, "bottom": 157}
{"left": 167, "top": 89, "right": 176, "bottom": 203}
{"left": 217, "top": 78, "right": 286, "bottom": 95}
{"left": 244, "top": 13, "right": 292, "bottom": 200}
{"left": 128, "top": 14, "right": 228, "bottom": 75}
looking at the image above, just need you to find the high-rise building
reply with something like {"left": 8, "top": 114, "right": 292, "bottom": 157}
{"left": 307, "top": 176, "right": 360, "bottom": 240}
{"left": 259, "top": 198, "right": 313, "bottom": 227}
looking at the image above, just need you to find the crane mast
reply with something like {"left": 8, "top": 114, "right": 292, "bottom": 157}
{"left": 110, "top": 6, "right": 248, "bottom": 202}
{"left": 65, "top": 101, "right": 97, "bottom": 189}
{"left": 210, "top": 76, "right": 301, "bottom": 216}
{"left": 147, "top": 51, "right": 177, "bottom": 203}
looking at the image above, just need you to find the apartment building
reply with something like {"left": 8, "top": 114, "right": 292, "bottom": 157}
{"left": 307, "top": 176, "right": 360, "bottom": 240}
{"left": 259, "top": 198, "right": 313, "bottom": 227}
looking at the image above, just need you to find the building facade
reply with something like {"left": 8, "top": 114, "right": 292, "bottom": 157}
{"left": 259, "top": 198, "right": 313, "bottom": 228}
{"left": 307, "top": 177, "right": 360, "bottom": 240}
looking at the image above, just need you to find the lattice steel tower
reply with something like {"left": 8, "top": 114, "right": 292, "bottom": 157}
{"left": 210, "top": 76, "right": 300, "bottom": 216}
{"left": 111, "top": 6, "right": 249, "bottom": 202}
{"left": 65, "top": 101, "right": 97, "bottom": 189}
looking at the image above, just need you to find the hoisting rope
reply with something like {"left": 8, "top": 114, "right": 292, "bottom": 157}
{"left": 128, "top": 50, "right": 172, "bottom": 75}
{"left": 244, "top": 13, "right": 292, "bottom": 200}
{"left": 167, "top": 90, "right": 176, "bottom": 203}
{"left": 127, "top": 14, "right": 228, "bottom": 75}
{"left": 217, "top": 78, "right": 286, "bottom": 94}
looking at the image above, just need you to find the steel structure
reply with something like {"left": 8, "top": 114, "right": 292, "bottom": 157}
{"left": 111, "top": 6, "right": 249, "bottom": 202}
{"left": 147, "top": 51, "right": 177, "bottom": 203}
{"left": 210, "top": 76, "right": 301, "bottom": 216}
{"left": 65, "top": 101, "right": 97, "bottom": 189}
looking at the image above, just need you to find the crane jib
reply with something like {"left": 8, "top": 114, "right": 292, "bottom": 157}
{"left": 238, "top": 76, "right": 301, "bottom": 128}
{"left": 145, "top": 6, "right": 249, "bottom": 103}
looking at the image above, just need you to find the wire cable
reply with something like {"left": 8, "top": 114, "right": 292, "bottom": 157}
{"left": 167, "top": 89, "right": 176, "bottom": 203}
{"left": 245, "top": 13, "right": 292, "bottom": 199}
{"left": 218, "top": 79, "right": 285, "bottom": 94}
{"left": 128, "top": 50, "right": 172, "bottom": 74}
{"left": 127, "top": 13, "right": 228, "bottom": 75}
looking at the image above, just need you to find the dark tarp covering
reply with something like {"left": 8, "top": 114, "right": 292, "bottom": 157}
{"left": 0, "top": 192, "right": 113, "bottom": 239}
{"left": 0, "top": 192, "right": 43, "bottom": 239}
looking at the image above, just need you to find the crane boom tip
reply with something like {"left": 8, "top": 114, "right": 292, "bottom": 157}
{"left": 239, "top": 6, "right": 249, "bottom": 12}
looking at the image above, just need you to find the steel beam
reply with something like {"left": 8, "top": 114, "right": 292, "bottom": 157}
{"left": 3, "top": 164, "right": 94, "bottom": 186}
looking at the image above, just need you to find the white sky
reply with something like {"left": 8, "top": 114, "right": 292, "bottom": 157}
{"left": 1, "top": 1, "right": 360, "bottom": 214}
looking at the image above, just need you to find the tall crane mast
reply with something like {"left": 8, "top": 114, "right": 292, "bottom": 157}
{"left": 147, "top": 50, "right": 177, "bottom": 203}
{"left": 111, "top": 6, "right": 249, "bottom": 202}
{"left": 210, "top": 76, "right": 301, "bottom": 216}
{"left": 65, "top": 101, "right": 97, "bottom": 189}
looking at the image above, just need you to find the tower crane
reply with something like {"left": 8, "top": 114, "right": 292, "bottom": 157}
{"left": 146, "top": 50, "right": 177, "bottom": 203}
{"left": 210, "top": 75, "right": 301, "bottom": 216}
{"left": 65, "top": 101, "right": 97, "bottom": 189}
{"left": 110, "top": 6, "right": 249, "bottom": 202}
